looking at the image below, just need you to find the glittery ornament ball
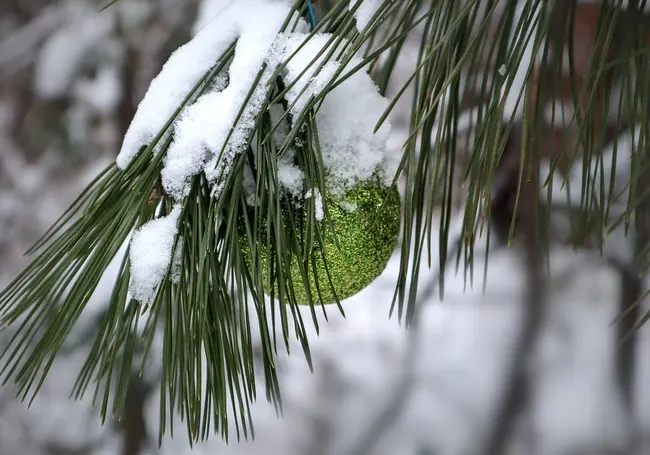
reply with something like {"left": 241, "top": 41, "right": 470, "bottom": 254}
{"left": 240, "top": 182, "right": 401, "bottom": 305}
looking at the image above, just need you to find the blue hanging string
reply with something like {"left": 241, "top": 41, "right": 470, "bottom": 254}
{"left": 307, "top": 0, "right": 317, "bottom": 29}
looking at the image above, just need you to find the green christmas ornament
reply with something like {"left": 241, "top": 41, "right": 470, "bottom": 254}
{"left": 240, "top": 181, "right": 401, "bottom": 305}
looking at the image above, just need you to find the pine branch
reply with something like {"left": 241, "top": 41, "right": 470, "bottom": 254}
{"left": 0, "top": 0, "right": 404, "bottom": 444}
{"left": 3, "top": 0, "right": 650, "bottom": 448}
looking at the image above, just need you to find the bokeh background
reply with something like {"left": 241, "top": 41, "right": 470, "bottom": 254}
{"left": 2, "top": 1, "right": 650, "bottom": 454}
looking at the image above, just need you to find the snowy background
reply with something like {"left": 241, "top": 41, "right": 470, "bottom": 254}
{"left": 1, "top": 1, "right": 650, "bottom": 454}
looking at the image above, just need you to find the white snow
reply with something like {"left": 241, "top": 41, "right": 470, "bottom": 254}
{"left": 201, "top": 64, "right": 277, "bottom": 196}
{"left": 270, "top": 32, "right": 394, "bottom": 195}
{"left": 192, "top": 0, "right": 237, "bottom": 36}
{"left": 165, "top": 2, "right": 293, "bottom": 198}
{"left": 305, "top": 187, "right": 324, "bottom": 220}
{"left": 278, "top": 158, "right": 304, "bottom": 197}
{"left": 270, "top": 104, "right": 305, "bottom": 197}
{"left": 34, "top": 7, "right": 115, "bottom": 100}
{"left": 350, "top": 0, "right": 382, "bottom": 32}
{"left": 128, "top": 204, "right": 182, "bottom": 304}
{"left": 73, "top": 64, "right": 122, "bottom": 114}
{"left": 268, "top": 33, "right": 342, "bottom": 116}
{"left": 312, "top": 64, "right": 394, "bottom": 193}
{"left": 121, "top": 6, "right": 395, "bottom": 205}
{"left": 0, "top": 4, "right": 65, "bottom": 73}
{"left": 117, "top": 0, "right": 294, "bottom": 172}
